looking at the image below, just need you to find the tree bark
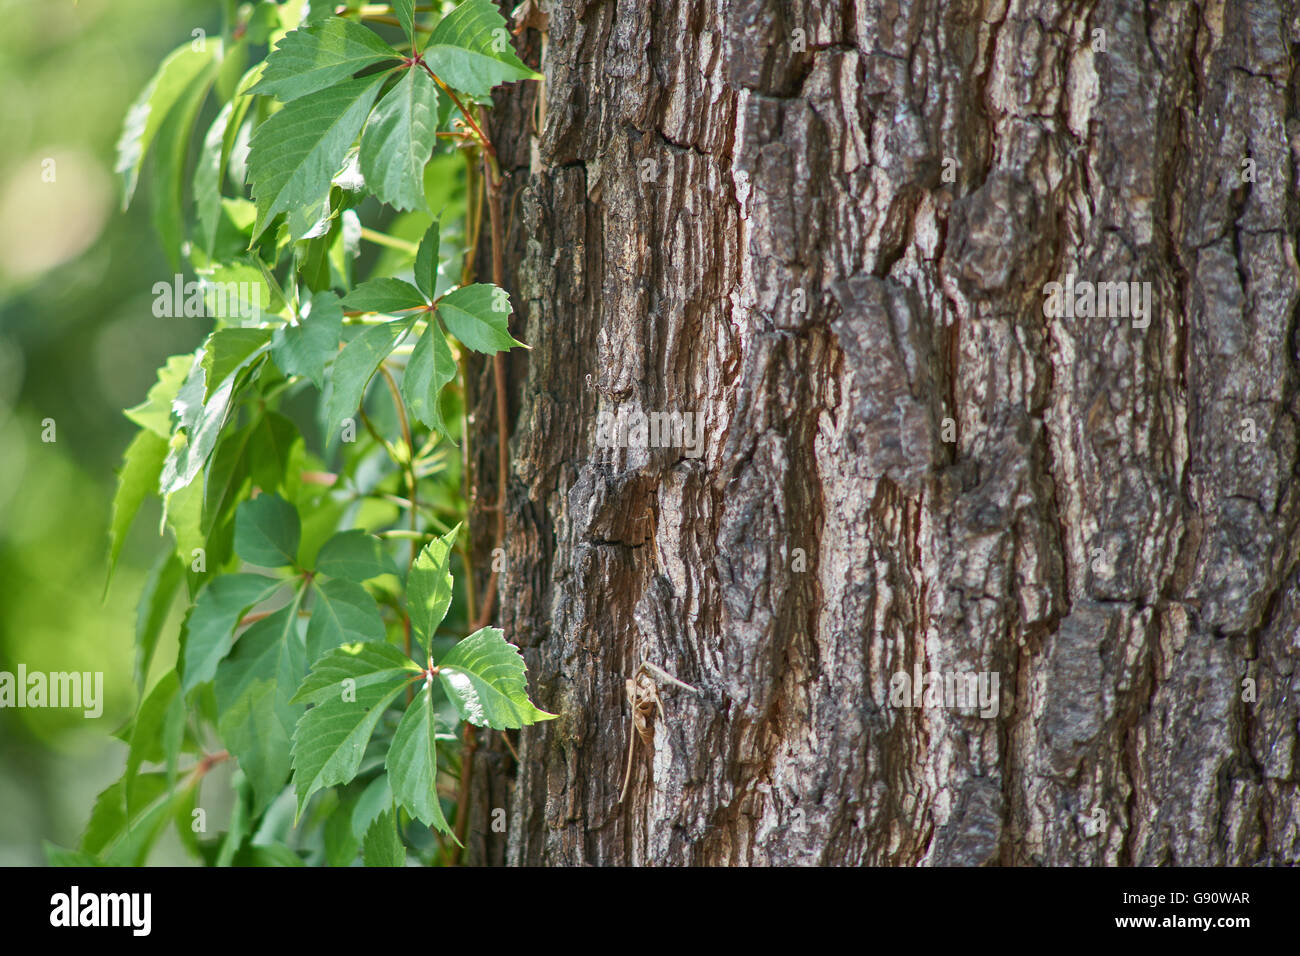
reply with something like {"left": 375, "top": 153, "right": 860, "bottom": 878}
{"left": 466, "top": 0, "right": 1300, "bottom": 865}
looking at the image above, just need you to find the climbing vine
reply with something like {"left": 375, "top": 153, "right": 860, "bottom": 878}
{"left": 57, "top": 0, "right": 549, "bottom": 867}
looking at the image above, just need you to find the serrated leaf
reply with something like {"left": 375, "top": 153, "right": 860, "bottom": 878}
{"left": 292, "top": 641, "right": 420, "bottom": 706}
{"left": 393, "top": 0, "right": 417, "bottom": 46}
{"left": 270, "top": 291, "right": 344, "bottom": 389}
{"left": 251, "top": 18, "right": 400, "bottom": 103}
{"left": 116, "top": 42, "right": 217, "bottom": 206}
{"left": 321, "top": 318, "right": 413, "bottom": 437}
{"left": 201, "top": 328, "right": 271, "bottom": 401}
{"left": 247, "top": 73, "right": 387, "bottom": 241}
{"left": 362, "top": 809, "right": 405, "bottom": 866}
{"left": 315, "top": 529, "right": 399, "bottom": 581}
{"left": 407, "top": 527, "right": 459, "bottom": 650}
{"left": 234, "top": 492, "right": 301, "bottom": 568}
{"left": 413, "top": 219, "right": 440, "bottom": 299}
{"left": 205, "top": 410, "right": 296, "bottom": 536}
{"left": 360, "top": 66, "right": 441, "bottom": 212}
{"left": 401, "top": 320, "right": 458, "bottom": 440}
{"left": 436, "top": 283, "right": 525, "bottom": 353}
{"left": 44, "top": 843, "right": 105, "bottom": 867}
{"left": 437, "top": 627, "right": 556, "bottom": 729}
{"left": 135, "top": 550, "right": 183, "bottom": 689}
{"left": 107, "top": 428, "right": 168, "bottom": 589}
{"left": 290, "top": 674, "right": 411, "bottom": 820}
{"left": 423, "top": 0, "right": 540, "bottom": 100}
{"left": 160, "top": 348, "right": 241, "bottom": 497}
{"left": 196, "top": 100, "right": 239, "bottom": 255}
{"left": 342, "top": 277, "right": 428, "bottom": 314}
{"left": 214, "top": 596, "right": 305, "bottom": 813}
{"left": 125, "top": 671, "right": 186, "bottom": 805}
{"left": 150, "top": 61, "right": 217, "bottom": 269}
{"left": 125, "top": 354, "right": 193, "bottom": 438}
{"left": 180, "top": 572, "right": 283, "bottom": 692}
{"left": 386, "top": 682, "right": 453, "bottom": 835}
{"left": 82, "top": 772, "right": 193, "bottom": 866}
{"left": 305, "top": 577, "right": 387, "bottom": 660}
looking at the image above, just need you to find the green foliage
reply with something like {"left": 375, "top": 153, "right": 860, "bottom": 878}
{"left": 81, "top": 0, "right": 551, "bottom": 868}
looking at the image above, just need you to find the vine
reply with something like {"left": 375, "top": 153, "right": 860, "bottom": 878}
{"left": 56, "top": 0, "right": 550, "bottom": 867}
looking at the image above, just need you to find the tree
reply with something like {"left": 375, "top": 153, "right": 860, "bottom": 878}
{"left": 467, "top": 1, "right": 1300, "bottom": 864}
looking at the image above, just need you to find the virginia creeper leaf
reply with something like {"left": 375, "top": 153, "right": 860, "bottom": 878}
{"left": 360, "top": 66, "right": 441, "bottom": 212}
{"left": 270, "top": 291, "right": 344, "bottom": 390}
{"left": 406, "top": 527, "right": 459, "bottom": 649}
{"left": 386, "top": 681, "right": 453, "bottom": 835}
{"left": 180, "top": 572, "right": 283, "bottom": 692}
{"left": 250, "top": 18, "right": 400, "bottom": 103}
{"left": 436, "top": 283, "right": 525, "bottom": 353}
{"left": 315, "top": 529, "right": 399, "bottom": 582}
{"left": 234, "top": 492, "right": 301, "bottom": 568}
{"left": 422, "top": 0, "right": 540, "bottom": 100}
{"left": 437, "top": 627, "right": 556, "bottom": 729}
{"left": 247, "top": 73, "right": 387, "bottom": 240}
{"left": 321, "top": 318, "right": 413, "bottom": 437}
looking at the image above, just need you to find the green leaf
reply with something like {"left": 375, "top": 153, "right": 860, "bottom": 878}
{"left": 270, "top": 291, "right": 344, "bottom": 390}
{"left": 251, "top": 18, "right": 400, "bottom": 103}
{"left": 437, "top": 627, "right": 556, "bottom": 729}
{"left": 292, "top": 641, "right": 420, "bottom": 706}
{"left": 201, "top": 328, "right": 271, "bottom": 401}
{"left": 305, "top": 577, "right": 387, "bottom": 660}
{"left": 407, "top": 527, "right": 459, "bottom": 650}
{"left": 247, "top": 73, "right": 387, "bottom": 241}
{"left": 213, "top": 595, "right": 305, "bottom": 812}
{"left": 341, "top": 277, "right": 427, "bottom": 314}
{"left": 290, "top": 672, "right": 412, "bottom": 820}
{"left": 180, "top": 572, "right": 283, "bottom": 692}
{"left": 125, "top": 354, "right": 193, "bottom": 438}
{"left": 362, "top": 809, "right": 405, "bottom": 866}
{"left": 135, "top": 550, "right": 183, "bottom": 689}
{"left": 393, "top": 0, "right": 418, "bottom": 47}
{"left": 351, "top": 773, "right": 392, "bottom": 839}
{"left": 82, "top": 772, "right": 193, "bottom": 866}
{"left": 315, "top": 529, "right": 399, "bottom": 582}
{"left": 422, "top": 0, "right": 540, "bottom": 100}
{"left": 360, "top": 66, "right": 441, "bottom": 212}
{"left": 204, "top": 410, "right": 297, "bottom": 536}
{"left": 107, "top": 428, "right": 168, "bottom": 589}
{"left": 413, "top": 219, "right": 440, "bottom": 299}
{"left": 234, "top": 493, "right": 301, "bottom": 568}
{"left": 324, "top": 797, "right": 361, "bottom": 865}
{"left": 386, "top": 682, "right": 453, "bottom": 835}
{"left": 116, "top": 42, "right": 217, "bottom": 206}
{"left": 160, "top": 347, "right": 241, "bottom": 497}
{"left": 195, "top": 100, "right": 239, "bottom": 255}
{"left": 436, "top": 283, "right": 525, "bottom": 353}
{"left": 150, "top": 61, "right": 217, "bottom": 269}
{"left": 44, "top": 843, "right": 104, "bottom": 867}
{"left": 321, "top": 318, "right": 413, "bottom": 437}
{"left": 125, "top": 671, "right": 186, "bottom": 805}
{"left": 401, "top": 320, "right": 458, "bottom": 440}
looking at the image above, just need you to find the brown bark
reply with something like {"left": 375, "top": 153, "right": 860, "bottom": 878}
{"left": 465, "top": 0, "right": 1300, "bottom": 865}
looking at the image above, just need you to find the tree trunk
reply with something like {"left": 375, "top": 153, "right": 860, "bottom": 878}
{"left": 465, "top": 0, "right": 1300, "bottom": 866}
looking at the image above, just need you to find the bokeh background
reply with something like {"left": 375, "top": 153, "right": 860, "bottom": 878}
{"left": 0, "top": 0, "right": 218, "bottom": 864}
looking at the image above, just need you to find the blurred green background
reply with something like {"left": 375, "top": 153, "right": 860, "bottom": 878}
{"left": 0, "top": 0, "right": 219, "bottom": 864}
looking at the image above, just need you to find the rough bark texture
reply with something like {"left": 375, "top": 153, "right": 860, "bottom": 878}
{"left": 465, "top": 0, "right": 1300, "bottom": 865}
